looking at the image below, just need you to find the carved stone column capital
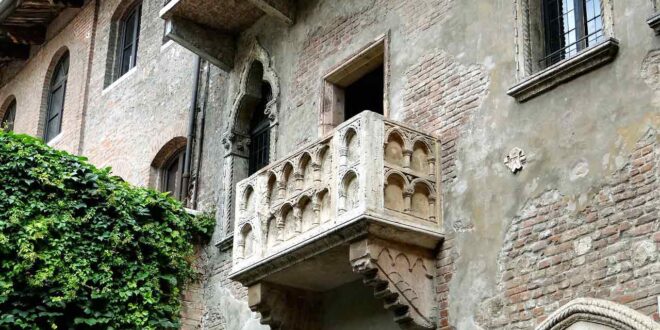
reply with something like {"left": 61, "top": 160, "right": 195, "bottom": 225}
{"left": 222, "top": 131, "right": 250, "bottom": 158}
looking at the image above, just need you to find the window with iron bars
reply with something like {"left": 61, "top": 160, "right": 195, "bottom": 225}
{"left": 542, "top": 0, "right": 604, "bottom": 68}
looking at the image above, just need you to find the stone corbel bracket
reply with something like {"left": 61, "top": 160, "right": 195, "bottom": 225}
{"left": 248, "top": 282, "right": 320, "bottom": 330}
{"left": 350, "top": 237, "right": 437, "bottom": 330}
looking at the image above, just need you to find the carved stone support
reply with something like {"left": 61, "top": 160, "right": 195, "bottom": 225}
{"left": 349, "top": 237, "right": 436, "bottom": 330}
{"left": 293, "top": 207, "right": 302, "bottom": 234}
{"left": 427, "top": 157, "right": 436, "bottom": 179}
{"left": 311, "top": 162, "right": 322, "bottom": 183}
{"left": 428, "top": 196, "right": 437, "bottom": 221}
{"left": 403, "top": 187, "right": 414, "bottom": 212}
{"left": 293, "top": 172, "right": 303, "bottom": 192}
{"left": 402, "top": 149, "right": 413, "bottom": 169}
{"left": 275, "top": 214, "right": 285, "bottom": 242}
{"left": 248, "top": 283, "right": 320, "bottom": 330}
{"left": 339, "top": 147, "right": 348, "bottom": 167}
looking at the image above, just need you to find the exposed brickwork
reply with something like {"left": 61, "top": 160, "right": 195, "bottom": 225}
{"left": 436, "top": 234, "right": 457, "bottom": 330}
{"left": 0, "top": 1, "right": 96, "bottom": 155}
{"left": 641, "top": 49, "right": 660, "bottom": 90}
{"left": 388, "top": 0, "right": 453, "bottom": 37}
{"left": 401, "top": 50, "right": 489, "bottom": 184}
{"left": 478, "top": 129, "right": 660, "bottom": 329}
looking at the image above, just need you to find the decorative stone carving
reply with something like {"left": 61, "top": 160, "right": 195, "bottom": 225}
{"left": 504, "top": 147, "right": 526, "bottom": 173}
{"left": 248, "top": 283, "right": 321, "bottom": 330}
{"left": 350, "top": 238, "right": 436, "bottom": 330}
{"left": 229, "top": 111, "right": 443, "bottom": 330}
{"left": 535, "top": 298, "right": 660, "bottom": 330}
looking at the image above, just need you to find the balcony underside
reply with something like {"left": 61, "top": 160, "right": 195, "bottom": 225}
{"left": 159, "top": 0, "right": 294, "bottom": 71}
{"left": 0, "top": 0, "right": 83, "bottom": 63}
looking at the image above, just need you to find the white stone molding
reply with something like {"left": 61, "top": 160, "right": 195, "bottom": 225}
{"left": 535, "top": 298, "right": 660, "bottom": 330}
{"left": 504, "top": 147, "right": 527, "bottom": 173}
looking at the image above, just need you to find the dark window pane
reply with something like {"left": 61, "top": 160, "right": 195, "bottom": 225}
{"left": 542, "top": 0, "right": 604, "bottom": 68}
{"left": 118, "top": 3, "right": 141, "bottom": 76}
{"left": 45, "top": 53, "right": 68, "bottom": 142}
{"left": 248, "top": 82, "right": 272, "bottom": 175}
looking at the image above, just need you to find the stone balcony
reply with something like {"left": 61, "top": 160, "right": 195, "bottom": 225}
{"left": 229, "top": 111, "right": 444, "bottom": 330}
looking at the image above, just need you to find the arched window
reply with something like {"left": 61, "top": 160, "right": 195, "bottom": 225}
{"left": 161, "top": 149, "right": 186, "bottom": 201}
{"left": 45, "top": 52, "right": 69, "bottom": 142}
{"left": 119, "top": 2, "right": 141, "bottom": 76}
{"left": 248, "top": 82, "right": 272, "bottom": 175}
{"left": 2, "top": 99, "right": 16, "bottom": 132}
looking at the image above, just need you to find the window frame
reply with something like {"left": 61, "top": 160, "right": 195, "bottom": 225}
{"left": 508, "top": 0, "right": 617, "bottom": 102}
{"left": 160, "top": 148, "right": 186, "bottom": 201}
{"left": 118, "top": 2, "right": 142, "bottom": 77}
{"left": 2, "top": 99, "right": 16, "bottom": 131}
{"left": 44, "top": 53, "right": 69, "bottom": 142}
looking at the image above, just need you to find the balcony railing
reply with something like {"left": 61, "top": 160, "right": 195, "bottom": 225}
{"left": 231, "top": 110, "right": 442, "bottom": 276}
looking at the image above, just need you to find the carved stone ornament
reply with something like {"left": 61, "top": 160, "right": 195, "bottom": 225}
{"left": 221, "top": 131, "right": 250, "bottom": 157}
{"left": 350, "top": 238, "right": 436, "bottom": 330}
{"left": 248, "top": 283, "right": 321, "bottom": 330}
{"left": 535, "top": 298, "right": 660, "bottom": 330}
{"left": 504, "top": 147, "right": 526, "bottom": 173}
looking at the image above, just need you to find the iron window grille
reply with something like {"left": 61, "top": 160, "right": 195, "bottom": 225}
{"left": 45, "top": 53, "right": 69, "bottom": 142}
{"left": 2, "top": 99, "right": 16, "bottom": 131}
{"left": 119, "top": 3, "right": 141, "bottom": 76}
{"left": 248, "top": 83, "right": 272, "bottom": 175}
{"left": 541, "top": 0, "right": 604, "bottom": 68}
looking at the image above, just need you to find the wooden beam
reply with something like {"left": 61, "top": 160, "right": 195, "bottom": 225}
{"left": 0, "top": 41, "right": 29, "bottom": 60}
{"left": 54, "top": 0, "right": 84, "bottom": 8}
{"left": 0, "top": 25, "right": 45, "bottom": 44}
{"left": 164, "top": 16, "right": 235, "bottom": 72}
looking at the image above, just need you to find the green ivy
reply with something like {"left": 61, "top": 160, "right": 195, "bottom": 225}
{"left": 0, "top": 131, "right": 214, "bottom": 329}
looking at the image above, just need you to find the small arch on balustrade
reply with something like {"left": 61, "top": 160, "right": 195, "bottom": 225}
{"left": 297, "top": 195, "right": 315, "bottom": 232}
{"left": 241, "top": 185, "right": 255, "bottom": 213}
{"left": 343, "top": 128, "right": 359, "bottom": 164}
{"left": 281, "top": 162, "right": 295, "bottom": 196}
{"left": 384, "top": 129, "right": 407, "bottom": 167}
{"left": 316, "top": 188, "right": 332, "bottom": 223}
{"left": 298, "top": 152, "right": 313, "bottom": 187}
{"left": 238, "top": 222, "right": 256, "bottom": 258}
{"left": 384, "top": 171, "right": 408, "bottom": 212}
{"left": 341, "top": 170, "right": 359, "bottom": 211}
{"left": 266, "top": 171, "right": 278, "bottom": 203}
{"left": 265, "top": 215, "right": 278, "bottom": 249}
{"left": 410, "top": 139, "right": 432, "bottom": 174}
{"left": 279, "top": 202, "right": 295, "bottom": 240}
{"left": 410, "top": 179, "right": 435, "bottom": 219}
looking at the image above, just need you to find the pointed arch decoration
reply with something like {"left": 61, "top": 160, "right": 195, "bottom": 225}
{"left": 219, "top": 38, "right": 281, "bottom": 241}
{"left": 535, "top": 298, "right": 660, "bottom": 330}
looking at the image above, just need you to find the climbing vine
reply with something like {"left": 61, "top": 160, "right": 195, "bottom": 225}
{"left": 0, "top": 131, "right": 214, "bottom": 329}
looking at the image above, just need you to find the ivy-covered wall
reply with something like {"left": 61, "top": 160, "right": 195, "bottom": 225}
{"left": 0, "top": 131, "right": 213, "bottom": 329}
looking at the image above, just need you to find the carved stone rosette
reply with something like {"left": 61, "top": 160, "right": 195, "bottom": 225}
{"left": 350, "top": 237, "right": 436, "bottom": 330}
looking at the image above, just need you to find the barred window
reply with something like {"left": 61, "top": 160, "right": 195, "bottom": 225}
{"left": 248, "top": 82, "right": 272, "bottom": 175}
{"left": 542, "top": 0, "right": 604, "bottom": 67}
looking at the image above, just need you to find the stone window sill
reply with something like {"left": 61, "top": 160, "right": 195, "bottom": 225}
{"left": 102, "top": 66, "right": 137, "bottom": 95}
{"left": 647, "top": 12, "right": 660, "bottom": 35}
{"left": 507, "top": 38, "right": 619, "bottom": 102}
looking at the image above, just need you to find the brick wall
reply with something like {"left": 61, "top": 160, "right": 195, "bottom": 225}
{"left": 0, "top": 1, "right": 96, "bottom": 155}
{"left": 477, "top": 129, "right": 660, "bottom": 328}
{"left": 401, "top": 49, "right": 490, "bottom": 184}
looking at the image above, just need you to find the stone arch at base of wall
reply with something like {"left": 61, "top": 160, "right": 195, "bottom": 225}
{"left": 535, "top": 298, "right": 660, "bottom": 330}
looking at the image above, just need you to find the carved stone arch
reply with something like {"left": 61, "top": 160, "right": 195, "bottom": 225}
{"left": 535, "top": 298, "right": 660, "bottom": 330}
{"left": 237, "top": 221, "right": 257, "bottom": 260}
{"left": 384, "top": 170, "right": 409, "bottom": 213}
{"left": 384, "top": 128, "right": 409, "bottom": 168}
{"left": 220, "top": 39, "right": 282, "bottom": 239}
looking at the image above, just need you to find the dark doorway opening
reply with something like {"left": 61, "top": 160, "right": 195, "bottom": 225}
{"left": 344, "top": 65, "right": 384, "bottom": 121}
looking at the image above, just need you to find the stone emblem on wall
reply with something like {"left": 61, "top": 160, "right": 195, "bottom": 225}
{"left": 504, "top": 147, "right": 526, "bottom": 173}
